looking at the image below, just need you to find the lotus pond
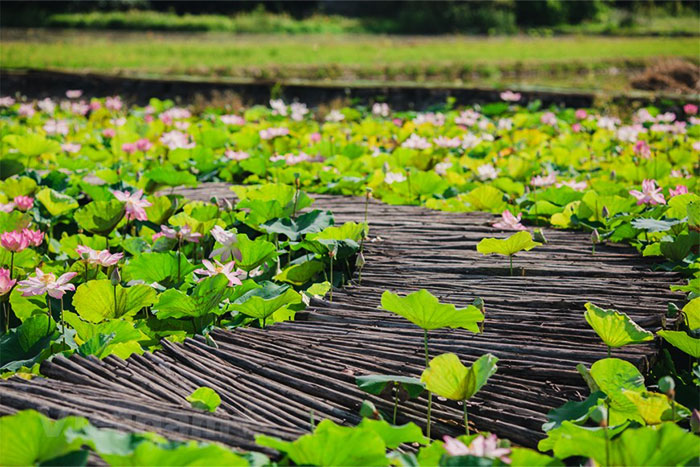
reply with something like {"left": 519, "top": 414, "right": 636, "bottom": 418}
{"left": 0, "top": 93, "right": 698, "bottom": 465}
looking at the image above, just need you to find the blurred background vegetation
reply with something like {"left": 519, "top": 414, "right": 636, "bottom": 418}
{"left": 0, "top": 1, "right": 698, "bottom": 94}
{"left": 2, "top": 0, "right": 698, "bottom": 36}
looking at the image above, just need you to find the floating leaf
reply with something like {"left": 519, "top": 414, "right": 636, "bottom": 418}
{"left": 584, "top": 302, "right": 653, "bottom": 348}
{"left": 355, "top": 374, "right": 425, "bottom": 399}
{"left": 36, "top": 188, "right": 78, "bottom": 217}
{"left": 186, "top": 387, "right": 221, "bottom": 412}
{"left": 476, "top": 231, "right": 541, "bottom": 257}
{"left": 657, "top": 330, "right": 700, "bottom": 358}
{"left": 380, "top": 289, "right": 484, "bottom": 332}
{"left": 72, "top": 280, "right": 157, "bottom": 323}
{"left": 421, "top": 353, "right": 498, "bottom": 401}
{"left": 74, "top": 200, "right": 125, "bottom": 236}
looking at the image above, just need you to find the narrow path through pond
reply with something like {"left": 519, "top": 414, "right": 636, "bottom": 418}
{"left": 0, "top": 184, "right": 682, "bottom": 452}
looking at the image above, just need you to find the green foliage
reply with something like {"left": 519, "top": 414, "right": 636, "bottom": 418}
{"left": 584, "top": 302, "right": 653, "bottom": 348}
{"left": 421, "top": 353, "right": 498, "bottom": 401}
{"left": 380, "top": 289, "right": 484, "bottom": 332}
{"left": 476, "top": 231, "right": 542, "bottom": 257}
{"left": 186, "top": 387, "right": 222, "bottom": 412}
{"left": 73, "top": 280, "right": 156, "bottom": 323}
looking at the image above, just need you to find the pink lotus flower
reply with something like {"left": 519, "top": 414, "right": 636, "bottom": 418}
{"left": 102, "top": 128, "right": 116, "bottom": 138}
{"left": 160, "top": 130, "right": 195, "bottom": 150}
{"left": 105, "top": 96, "right": 123, "bottom": 111}
{"left": 66, "top": 89, "right": 83, "bottom": 99}
{"left": 1, "top": 231, "right": 29, "bottom": 252}
{"left": 18, "top": 104, "right": 35, "bottom": 117}
{"left": 76, "top": 245, "right": 124, "bottom": 267}
{"left": 575, "top": 109, "right": 587, "bottom": 119}
{"left": 500, "top": 90, "right": 521, "bottom": 102}
{"left": 224, "top": 150, "right": 250, "bottom": 161}
{"left": 17, "top": 269, "right": 78, "bottom": 299}
{"left": 571, "top": 123, "right": 582, "bottom": 132}
{"left": 0, "top": 268, "right": 16, "bottom": 296}
{"left": 13, "top": 196, "right": 33, "bottom": 211}
{"left": 531, "top": 173, "right": 557, "bottom": 187}
{"left": 372, "top": 103, "right": 390, "bottom": 117}
{"left": 684, "top": 104, "right": 698, "bottom": 115}
{"left": 402, "top": 134, "right": 431, "bottom": 150}
{"left": 151, "top": 232, "right": 166, "bottom": 242}
{"left": 112, "top": 189, "right": 152, "bottom": 221}
{"left": 629, "top": 179, "right": 666, "bottom": 205}
{"left": 669, "top": 185, "right": 689, "bottom": 198}
{"left": 61, "top": 142, "right": 81, "bottom": 153}
{"left": 477, "top": 164, "right": 499, "bottom": 180}
{"left": 633, "top": 140, "right": 651, "bottom": 159}
{"left": 43, "top": 119, "right": 69, "bottom": 135}
{"left": 0, "top": 96, "right": 16, "bottom": 107}
{"left": 210, "top": 226, "right": 241, "bottom": 261}
{"left": 493, "top": 210, "right": 527, "bottom": 231}
{"left": 22, "top": 228, "right": 43, "bottom": 247}
{"left": 135, "top": 138, "right": 152, "bottom": 151}
{"left": 310, "top": 132, "right": 322, "bottom": 143}
{"left": 194, "top": 259, "right": 243, "bottom": 287}
{"left": 384, "top": 172, "right": 407, "bottom": 184}
{"left": 556, "top": 180, "right": 587, "bottom": 191}
{"left": 0, "top": 203, "right": 14, "bottom": 213}
{"left": 121, "top": 143, "right": 137, "bottom": 154}
{"left": 220, "top": 114, "right": 245, "bottom": 126}
{"left": 89, "top": 100, "right": 102, "bottom": 111}
{"left": 443, "top": 435, "right": 511, "bottom": 464}
{"left": 160, "top": 225, "right": 202, "bottom": 243}
{"left": 259, "top": 127, "right": 290, "bottom": 140}
{"left": 540, "top": 112, "right": 557, "bottom": 126}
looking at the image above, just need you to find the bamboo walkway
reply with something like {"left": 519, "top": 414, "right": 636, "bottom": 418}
{"left": 0, "top": 184, "right": 682, "bottom": 453}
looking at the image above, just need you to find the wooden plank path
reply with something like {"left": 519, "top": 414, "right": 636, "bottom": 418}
{"left": 0, "top": 183, "right": 683, "bottom": 452}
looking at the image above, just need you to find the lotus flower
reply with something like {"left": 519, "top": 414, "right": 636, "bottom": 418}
{"left": 684, "top": 104, "right": 698, "bottom": 115}
{"left": 0, "top": 268, "right": 16, "bottom": 296}
{"left": 61, "top": 142, "right": 81, "bottom": 153}
{"left": 66, "top": 89, "right": 82, "bottom": 99}
{"left": 493, "top": 211, "right": 526, "bottom": 231}
{"left": 17, "top": 269, "right": 78, "bottom": 299}
{"left": 76, "top": 245, "right": 124, "bottom": 267}
{"left": 443, "top": 435, "right": 511, "bottom": 464}
{"left": 224, "top": 150, "right": 250, "bottom": 161}
{"left": 633, "top": 140, "right": 651, "bottom": 159}
{"left": 121, "top": 143, "right": 137, "bottom": 154}
{"left": 160, "top": 130, "right": 195, "bottom": 150}
{"left": 111, "top": 189, "right": 152, "bottom": 221}
{"left": 629, "top": 179, "right": 666, "bottom": 205}
{"left": 22, "top": 228, "right": 44, "bottom": 247}
{"left": 0, "top": 96, "right": 16, "bottom": 107}
{"left": 540, "top": 112, "right": 557, "bottom": 126}
{"left": 102, "top": 128, "right": 116, "bottom": 138}
{"left": 194, "top": 259, "right": 243, "bottom": 287}
{"left": 105, "top": 96, "right": 123, "bottom": 111}
{"left": 259, "top": 127, "right": 289, "bottom": 140}
{"left": 210, "top": 226, "right": 241, "bottom": 261}
{"left": 384, "top": 172, "right": 406, "bottom": 184}
{"left": 372, "top": 102, "right": 390, "bottom": 117}
{"left": 402, "top": 134, "right": 431, "bottom": 150}
{"left": 135, "top": 138, "right": 152, "bottom": 151}
{"left": 477, "top": 164, "right": 499, "bottom": 180}
{"left": 575, "top": 109, "right": 587, "bottom": 119}
{"left": 160, "top": 225, "right": 202, "bottom": 243}
{"left": 531, "top": 173, "right": 557, "bottom": 187}
{"left": 556, "top": 180, "right": 587, "bottom": 191}
{"left": 220, "top": 114, "right": 245, "bottom": 126}
{"left": 500, "top": 90, "right": 521, "bottom": 102}
{"left": 1, "top": 231, "right": 29, "bottom": 252}
{"left": 18, "top": 104, "right": 35, "bottom": 117}
{"left": 669, "top": 185, "right": 689, "bottom": 198}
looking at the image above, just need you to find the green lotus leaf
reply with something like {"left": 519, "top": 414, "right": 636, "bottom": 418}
{"left": 0, "top": 410, "right": 89, "bottom": 466}
{"left": 659, "top": 234, "right": 696, "bottom": 262}
{"left": 630, "top": 217, "right": 684, "bottom": 233}
{"left": 123, "top": 252, "right": 195, "bottom": 288}
{"left": 230, "top": 287, "right": 302, "bottom": 324}
{"left": 682, "top": 297, "right": 700, "bottom": 330}
{"left": 356, "top": 419, "right": 429, "bottom": 449}
{"left": 657, "top": 330, "right": 700, "bottom": 358}
{"left": 186, "top": 387, "right": 221, "bottom": 412}
{"left": 145, "top": 195, "right": 175, "bottom": 225}
{"left": 542, "top": 390, "right": 605, "bottom": 432}
{"left": 307, "top": 222, "right": 367, "bottom": 243}
{"left": 476, "top": 231, "right": 541, "bottom": 257}
{"left": 263, "top": 210, "right": 334, "bottom": 241}
{"left": 155, "top": 274, "right": 230, "bottom": 319}
{"left": 36, "top": 187, "right": 78, "bottom": 217}
{"left": 421, "top": 353, "right": 498, "bottom": 401}
{"left": 622, "top": 390, "right": 690, "bottom": 425}
{"left": 355, "top": 374, "right": 425, "bottom": 399}
{"left": 100, "top": 440, "right": 247, "bottom": 466}
{"left": 0, "top": 210, "right": 31, "bottom": 234}
{"left": 255, "top": 419, "right": 388, "bottom": 466}
{"left": 537, "top": 421, "right": 629, "bottom": 460}
{"left": 0, "top": 159, "right": 24, "bottom": 180}
{"left": 583, "top": 302, "right": 653, "bottom": 348}
{"left": 3, "top": 133, "right": 61, "bottom": 157}
{"left": 607, "top": 421, "right": 700, "bottom": 466}
{"left": 589, "top": 358, "right": 645, "bottom": 398}
{"left": 74, "top": 200, "right": 126, "bottom": 236}
{"left": 144, "top": 167, "right": 197, "bottom": 188}
{"left": 0, "top": 176, "right": 37, "bottom": 198}
{"left": 508, "top": 447, "right": 562, "bottom": 466}
{"left": 688, "top": 200, "right": 700, "bottom": 229}
{"left": 274, "top": 260, "right": 324, "bottom": 286}
{"left": 0, "top": 314, "right": 56, "bottom": 371}
{"left": 380, "top": 289, "right": 484, "bottom": 332}
{"left": 73, "top": 280, "right": 157, "bottom": 323}
{"left": 236, "top": 234, "right": 279, "bottom": 272}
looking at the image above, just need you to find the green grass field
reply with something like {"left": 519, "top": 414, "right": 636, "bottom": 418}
{"left": 1, "top": 30, "right": 698, "bottom": 91}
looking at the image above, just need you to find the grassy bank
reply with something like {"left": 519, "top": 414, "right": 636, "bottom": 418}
{"left": 1, "top": 30, "right": 697, "bottom": 92}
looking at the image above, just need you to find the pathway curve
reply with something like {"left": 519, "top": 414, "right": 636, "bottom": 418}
{"left": 0, "top": 184, "right": 682, "bottom": 452}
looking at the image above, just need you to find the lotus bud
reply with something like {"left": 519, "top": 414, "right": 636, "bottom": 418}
{"left": 591, "top": 229, "right": 601, "bottom": 244}
{"left": 690, "top": 409, "right": 700, "bottom": 433}
{"left": 666, "top": 302, "right": 680, "bottom": 318}
{"left": 658, "top": 376, "right": 675, "bottom": 396}
{"left": 222, "top": 198, "right": 234, "bottom": 212}
{"left": 589, "top": 405, "right": 607, "bottom": 427}
{"left": 609, "top": 170, "right": 616, "bottom": 180}
{"left": 533, "top": 228, "right": 547, "bottom": 244}
{"left": 355, "top": 251, "right": 365, "bottom": 268}
{"left": 472, "top": 297, "right": 485, "bottom": 312}
{"left": 110, "top": 267, "right": 121, "bottom": 286}
{"left": 601, "top": 206, "right": 609, "bottom": 218}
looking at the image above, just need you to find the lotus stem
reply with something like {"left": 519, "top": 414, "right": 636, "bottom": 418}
{"left": 509, "top": 255, "right": 513, "bottom": 276}
{"left": 9, "top": 252, "right": 14, "bottom": 281}
{"left": 60, "top": 296, "right": 66, "bottom": 351}
{"left": 604, "top": 399, "right": 610, "bottom": 467}
{"left": 424, "top": 329, "right": 432, "bottom": 438}
{"left": 329, "top": 254, "right": 334, "bottom": 302}
{"left": 292, "top": 178, "right": 300, "bottom": 218}
{"left": 463, "top": 400, "right": 469, "bottom": 435}
{"left": 176, "top": 238, "right": 182, "bottom": 283}
{"left": 84, "top": 261, "right": 89, "bottom": 283}
{"left": 45, "top": 295, "right": 52, "bottom": 336}
{"left": 392, "top": 381, "right": 399, "bottom": 425}
{"left": 607, "top": 346, "right": 611, "bottom": 359}
{"left": 406, "top": 169, "right": 412, "bottom": 201}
